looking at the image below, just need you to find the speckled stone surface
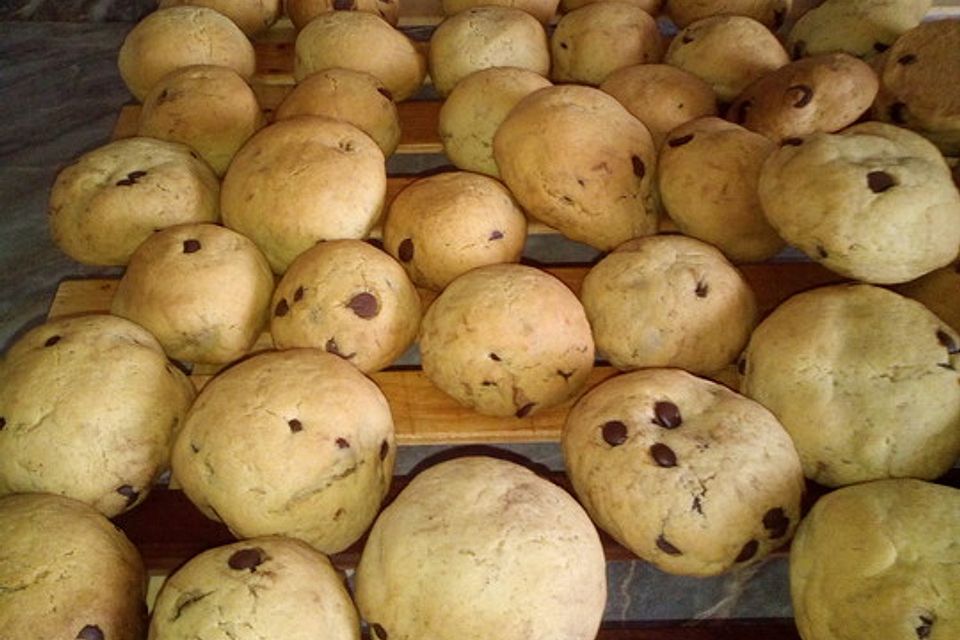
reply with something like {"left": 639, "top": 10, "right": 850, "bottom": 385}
{"left": 0, "top": 0, "right": 155, "bottom": 21}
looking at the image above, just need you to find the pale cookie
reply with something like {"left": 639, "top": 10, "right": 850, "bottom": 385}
{"left": 111, "top": 223, "right": 274, "bottom": 365}
{"left": 221, "top": 116, "right": 386, "bottom": 273}
{"left": 137, "top": 64, "right": 264, "bottom": 175}
{"left": 382, "top": 171, "right": 527, "bottom": 290}
{"left": 419, "top": 264, "right": 594, "bottom": 418}
{"left": 580, "top": 235, "right": 758, "bottom": 374}
{"left": 741, "top": 284, "right": 960, "bottom": 487}
{"left": 428, "top": 7, "right": 550, "bottom": 97}
{"left": 895, "top": 260, "right": 960, "bottom": 336}
{"left": 158, "top": 0, "right": 281, "bottom": 36}
{"left": 560, "top": 0, "right": 661, "bottom": 16}
{"left": 791, "top": 479, "right": 960, "bottom": 640}
{"left": 118, "top": 6, "right": 255, "bottom": 101}
{"left": 728, "top": 53, "right": 878, "bottom": 142}
{"left": 285, "top": 0, "right": 400, "bottom": 29}
{"left": 667, "top": 0, "right": 791, "bottom": 29}
{"left": 172, "top": 349, "right": 395, "bottom": 554}
{"left": 658, "top": 117, "right": 783, "bottom": 262}
{"left": 294, "top": 11, "right": 425, "bottom": 101}
{"left": 355, "top": 457, "right": 606, "bottom": 640}
{"left": 148, "top": 536, "right": 359, "bottom": 640}
{"left": 493, "top": 85, "right": 658, "bottom": 251}
{"left": 49, "top": 136, "right": 219, "bottom": 266}
{"left": 270, "top": 239, "right": 421, "bottom": 373}
{"left": 757, "top": 122, "right": 960, "bottom": 283}
{"left": 550, "top": 2, "right": 663, "bottom": 86}
{"left": 442, "top": 0, "right": 559, "bottom": 25}
{"left": 0, "top": 493, "right": 146, "bottom": 640}
{"left": 275, "top": 68, "right": 401, "bottom": 157}
{"left": 665, "top": 15, "right": 789, "bottom": 102}
{"left": 600, "top": 64, "right": 718, "bottom": 148}
{"left": 0, "top": 315, "right": 195, "bottom": 516}
{"left": 563, "top": 369, "right": 804, "bottom": 576}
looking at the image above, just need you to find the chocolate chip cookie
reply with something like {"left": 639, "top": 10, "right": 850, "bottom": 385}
{"left": 666, "top": 0, "right": 791, "bottom": 29}
{"left": 158, "top": 0, "right": 281, "bottom": 36}
{"left": 442, "top": 0, "right": 560, "bottom": 24}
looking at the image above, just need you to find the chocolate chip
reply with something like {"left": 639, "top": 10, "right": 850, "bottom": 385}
{"left": 897, "top": 53, "right": 917, "bottom": 65}
{"left": 0, "top": 417, "right": 5, "bottom": 430}
{"left": 695, "top": 281, "right": 708, "bottom": 298}
{"left": 792, "top": 40, "right": 806, "bottom": 59}
{"left": 336, "top": 437, "right": 350, "bottom": 449}
{"left": 788, "top": 84, "right": 813, "bottom": 108}
{"left": 274, "top": 298, "right": 289, "bottom": 317}
{"left": 816, "top": 244, "right": 829, "bottom": 258}
{"left": 890, "top": 101, "right": 908, "bottom": 124}
{"left": 735, "top": 539, "right": 759, "bottom": 562}
{"left": 916, "top": 615, "right": 934, "bottom": 638}
{"left": 115, "top": 170, "right": 147, "bottom": 187}
{"left": 377, "top": 87, "right": 393, "bottom": 101}
{"left": 773, "top": 8, "right": 785, "bottom": 29}
{"left": 692, "top": 495, "right": 704, "bottom": 514}
{"left": 762, "top": 507, "right": 790, "bottom": 539}
{"left": 781, "top": 137, "right": 803, "bottom": 146}
{"left": 334, "top": 0, "right": 355, "bottom": 9}
{"left": 347, "top": 292, "right": 379, "bottom": 319}
{"left": 652, "top": 402, "right": 681, "bottom": 429}
{"left": 227, "top": 548, "right": 264, "bottom": 571}
{"left": 668, "top": 134, "right": 694, "bottom": 147}
{"left": 294, "top": 286, "right": 304, "bottom": 302}
{"left": 650, "top": 443, "right": 677, "bottom": 467}
{"left": 737, "top": 357, "right": 746, "bottom": 375}
{"left": 398, "top": 238, "right": 414, "bottom": 262}
{"left": 557, "top": 369, "right": 573, "bottom": 381}
{"left": 602, "top": 420, "right": 628, "bottom": 446}
{"left": 735, "top": 99, "right": 752, "bottom": 124}
{"left": 489, "top": 230, "right": 504, "bottom": 240}
{"left": 681, "top": 34, "right": 693, "bottom": 44}
{"left": 117, "top": 484, "right": 139, "bottom": 507}
{"left": 489, "top": 352, "right": 501, "bottom": 361}
{"left": 372, "top": 623, "right": 389, "bottom": 640}
{"left": 631, "top": 155, "right": 645, "bottom": 178}
{"left": 380, "top": 439, "right": 389, "bottom": 460}
{"left": 44, "top": 335, "right": 61, "bottom": 347}
{"left": 867, "top": 170, "right": 896, "bottom": 193}
{"left": 76, "top": 625, "right": 104, "bottom": 640}
{"left": 516, "top": 402, "right": 536, "bottom": 418}
{"left": 182, "top": 239, "right": 201, "bottom": 254}
{"left": 288, "top": 419, "right": 303, "bottom": 433}
{"left": 937, "top": 329, "right": 959, "bottom": 354}
{"left": 874, "top": 42, "right": 891, "bottom": 53}
{"left": 559, "top": 41, "right": 568, "bottom": 49}
{"left": 481, "top": 380, "right": 496, "bottom": 386}
{"left": 656, "top": 535, "right": 682, "bottom": 555}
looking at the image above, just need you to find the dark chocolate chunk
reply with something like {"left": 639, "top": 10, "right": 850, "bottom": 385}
{"left": 481, "top": 380, "right": 496, "bottom": 387}
{"left": 735, "top": 539, "right": 759, "bottom": 562}
{"left": 650, "top": 443, "right": 677, "bottom": 467}
{"left": 816, "top": 245, "right": 829, "bottom": 258}
{"left": 115, "top": 170, "right": 147, "bottom": 186}
{"left": 76, "top": 625, "right": 104, "bottom": 640}
{"left": 792, "top": 40, "right": 806, "bottom": 59}
{"left": 867, "top": 170, "right": 896, "bottom": 193}
{"left": 916, "top": 615, "right": 934, "bottom": 639}
{"left": 781, "top": 137, "right": 803, "bottom": 146}
{"left": 372, "top": 623, "right": 389, "bottom": 640}
{"left": 44, "top": 335, "right": 61, "bottom": 347}
{"left": 695, "top": 281, "right": 709, "bottom": 298}
{"left": 889, "top": 101, "right": 908, "bottom": 124}
{"left": 656, "top": 534, "right": 682, "bottom": 555}
{"left": 787, "top": 84, "right": 813, "bottom": 108}
{"left": 182, "top": 239, "right": 201, "bottom": 254}
{"left": 288, "top": 419, "right": 303, "bottom": 433}
{"left": 773, "top": 8, "right": 785, "bottom": 29}
{"left": 117, "top": 484, "right": 139, "bottom": 507}
{"left": 681, "top": 34, "right": 693, "bottom": 44}
{"left": 557, "top": 369, "right": 573, "bottom": 381}
{"left": 294, "top": 286, "right": 305, "bottom": 302}
{"left": 668, "top": 134, "right": 694, "bottom": 147}
{"left": 652, "top": 401, "right": 682, "bottom": 429}
{"left": 489, "top": 352, "right": 501, "bottom": 361}
{"left": 228, "top": 547, "right": 264, "bottom": 571}
{"left": 398, "top": 238, "right": 414, "bottom": 262}
{"left": 515, "top": 402, "right": 536, "bottom": 418}
{"left": 762, "top": 507, "right": 790, "bottom": 539}
{"left": 336, "top": 437, "right": 350, "bottom": 449}
{"left": 735, "top": 99, "right": 752, "bottom": 124}
{"left": 602, "top": 420, "right": 628, "bottom": 446}
{"left": 874, "top": 42, "right": 891, "bottom": 53}
{"left": 0, "top": 417, "right": 5, "bottom": 430}
{"left": 347, "top": 292, "right": 379, "bottom": 318}
{"left": 274, "top": 298, "right": 289, "bottom": 317}
{"left": 380, "top": 439, "right": 390, "bottom": 460}
{"left": 937, "top": 329, "right": 959, "bottom": 354}
{"left": 631, "top": 155, "right": 646, "bottom": 178}
{"left": 559, "top": 41, "right": 568, "bottom": 49}
{"left": 489, "top": 230, "right": 504, "bottom": 240}
{"left": 737, "top": 357, "right": 746, "bottom": 375}
{"left": 898, "top": 53, "right": 917, "bottom": 65}
{"left": 377, "top": 87, "right": 393, "bottom": 101}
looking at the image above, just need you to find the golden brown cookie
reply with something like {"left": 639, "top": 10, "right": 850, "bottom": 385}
{"left": 285, "top": 0, "right": 400, "bottom": 29}
{"left": 667, "top": 0, "right": 791, "bottom": 30}
{"left": 560, "top": 0, "right": 661, "bottom": 16}
{"left": 442, "top": 0, "right": 559, "bottom": 25}
{"left": 158, "top": 0, "right": 281, "bottom": 35}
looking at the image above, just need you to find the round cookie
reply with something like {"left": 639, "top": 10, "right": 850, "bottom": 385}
{"left": 118, "top": 6, "right": 255, "bottom": 101}
{"left": 493, "top": 85, "right": 658, "bottom": 251}
{"left": 285, "top": 0, "right": 400, "bottom": 29}
{"left": 757, "top": 121, "right": 960, "bottom": 283}
{"left": 157, "top": 0, "right": 281, "bottom": 36}
{"left": 137, "top": 64, "right": 264, "bottom": 175}
{"left": 0, "top": 315, "right": 196, "bottom": 516}
{"left": 0, "top": 493, "right": 146, "bottom": 639}
{"left": 873, "top": 19, "right": 960, "bottom": 155}
{"left": 665, "top": 15, "right": 789, "bottom": 102}
{"left": 382, "top": 172, "right": 527, "bottom": 290}
{"left": 428, "top": 7, "right": 549, "bottom": 98}
{"left": 580, "top": 235, "right": 758, "bottom": 374}
{"left": 275, "top": 68, "right": 401, "bottom": 157}
{"left": 355, "top": 457, "right": 606, "bottom": 640}
{"left": 442, "top": 0, "right": 559, "bottom": 25}
{"left": 293, "top": 11, "right": 425, "bottom": 101}
{"left": 658, "top": 117, "right": 783, "bottom": 262}
{"left": 895, "top": 260, "right": 960, "bottom": 336}
{"left": 550, "top": 2, "right": 663, "bottom": 87}
{"left": 666, "top": 0, "right": 791, "bottom": 29}
{"left": 149, "top": 536, "right": 359, "bottom": 640}
{"left": 419, "top": 264, "right": 594, "bottom": 417}
{"left": 49, "top": 136, "right": 219, "bottom": 266}
{"left": 221, "top": 115, "right": 386, "bottom": 273}
{"left": 563, "top": 369, "right": 804, "bottom": 576}
{"left": 741, "top": 284, "right": 960, "bottom": 487}
{"left": 111, "top": 223, "right": 274, "bottom": 365}
{"left": 560, "top": 0, "right": 661, "bottom": 16}
{"left": 600, "top": 64, "right": 718, "bottom": 148}
{"left": 787, "top": 0, "right": 931, "bottom": 60}
{"left": 270, "top": 240, "right": 421, "bottom": 373}
{"left": 727, "top": 53, "right": 879, "bottom": 142}
{"left": 790, "top": 479, "right": 960, "bottom": 640}
{"left": 171, "top": 349, "right": 395, "bottom": 554}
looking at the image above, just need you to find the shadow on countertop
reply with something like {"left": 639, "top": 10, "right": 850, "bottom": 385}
{"left": 0, "top": 0, "right": 155, "bottom": 21}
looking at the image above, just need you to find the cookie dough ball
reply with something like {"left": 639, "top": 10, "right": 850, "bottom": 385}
{"left": 382, "top": 172, "right": 527, "bottom": 290}
{"left": 658, "top": 117, "right": 783, "bottom": 262}
{"left": 294, "top": 11, "right": 425, "bottom": 101}
{"left": 494, "top": 85, "right": 658, "bottom": 250}
{"left": 790, "top": 479, "right": 960, "bottom": 640}
{"left": 600, "top": 64, "right": 718, "bottom": 148}
{"left": 355, "top": 457, "right": 606, "bottom": 640}
{"left": 285, "top": 0, "right": 400, "bottom": 29}
{"left": 564, "top": 369, "right": 803, "bottom": 576}
{"left": 49, "top": 137, "right": 219, "bottom": 266}
{"left": 757, "top": 122, "right": 960, "bottom": 283}
{"left": 0, "top": 315, "right": 195, "bottom": 516}
{"left": 741, "top": 284, "right": 960, "bottom": 487}
{"left": 667, "top": 0, "right": 790, "bottom": 29}
{"left": 111, "top": 223, "right": 274, "bottom": 365}
{"left": 895, "top": 261, "right": 960, "bottom": 336}
{"left": 550, "top": 2, "right": 663, "bottom": 86}
{"left": 270, "top": 240, "right": 420, "bottom": 373}
{"left": 275, "top": 68, "right": 401, "bottom": 157}
{"left": 787, "top": 0, "right": 930, "bottom": 60}
{"left": 442, "top": 0, "right": 559, "bottom": 25}
{"left": 0, "top": 493, "right": 146, "bottom": 639}
{"left": 157, "top": 0, "right": 281, "bottom": 36}
{"left": 118, "top": 6, "right": 255, "bottom": 101}
{"left": 429, "top": 7, "right": 549, "bottom": 98}
{"left": 149, "top": 536, "right": 359, "bottom": 640}
{"left": 560, "top": 0, "right": 661, "bottom": 15}
{"left": 873, "top": 19, "right": 960, "bottom": 155}
{"left": 221, "top": 116, "right": 386, "bottom": 273}
{"left": 728, "top": 53, "right": 878, "bottom": 142}
{"left": 665, "top": 15, "right": 789, "bottom": 102}
{"left": 137, "top": 65, "right": 264, "bottom": 175}
{"left": 172, "top": 349, "right": 395, "bottom": 553}
{"left": 580, "top": 235, "right": 758, "bottom": 373}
